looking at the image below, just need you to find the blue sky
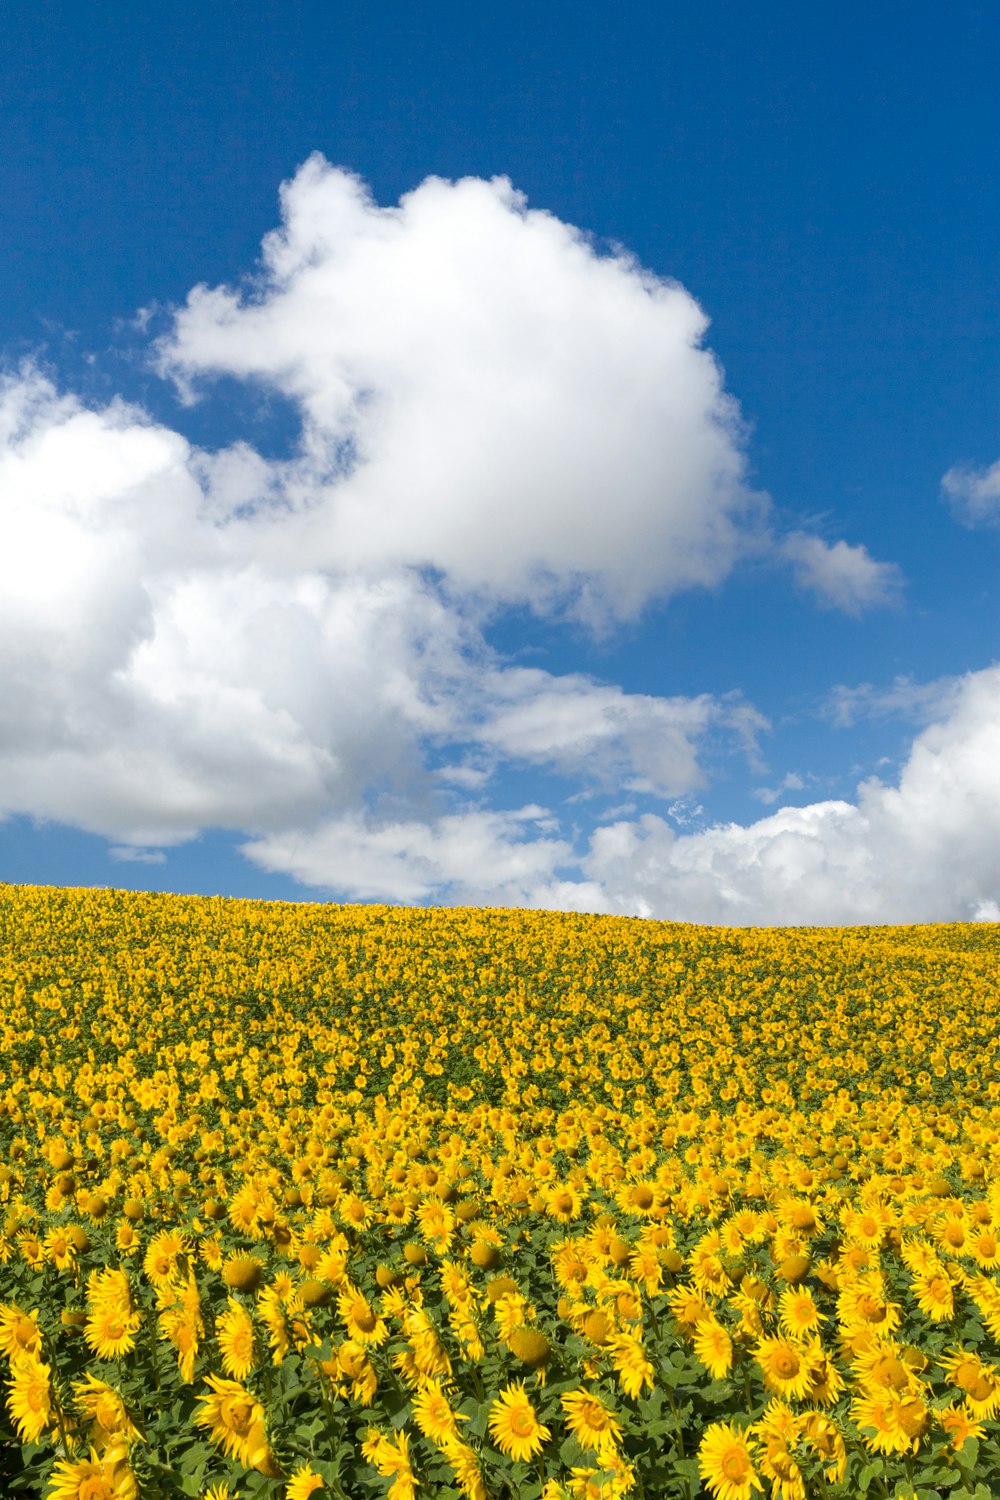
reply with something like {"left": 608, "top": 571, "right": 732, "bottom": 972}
{"left": 1, "top": 0, "right": 999, "bottom": 922}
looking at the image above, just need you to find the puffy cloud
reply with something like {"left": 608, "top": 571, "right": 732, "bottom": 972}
{"left": 242, "top": 805, "right": 574, "bottom": 905}
{"left": 780, "top": 532, "right": 903, "bottom": 616}
{"left": 0, "top": 357, "right": 760, "bottom": 852}
{"left": 942, "top": 459, "right": 1000, "bottom": 528}
{"left": 157, "top": 155, "right": 768, "bottom": 626}
{"left": 241, "top": 662, "right": 1000, "bottom": 924}
{"left": 463, "top": 668, "right": 767, "bottom": 797}
{"left": 0, "top": 160, "right": 912, "bottom": 916}
{"left": 578, "top": 663, "right": 1000, "bottom": 924}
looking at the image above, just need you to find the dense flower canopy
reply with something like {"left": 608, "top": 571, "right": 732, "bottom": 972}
{"left": 1, "top": 883, "right": 1000, "bottom": 1496}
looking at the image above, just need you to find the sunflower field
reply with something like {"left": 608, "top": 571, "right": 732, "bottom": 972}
{"left": 2, "top": 885, "right": 1000, "bottom": 1500}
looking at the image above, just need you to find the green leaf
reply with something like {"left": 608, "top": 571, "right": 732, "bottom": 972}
{"left": 956, "top": 1435, "right": 979, "bottom": 1472}
{"left": 857, "top": 1460, "right": 882, "bottom": 1494}
{"left": 672, "top": 1457, "right": 701, "bottom": 1482}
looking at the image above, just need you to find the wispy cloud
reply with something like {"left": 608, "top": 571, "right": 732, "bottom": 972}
{"left": 753, "top": 771, "right": 806, "bottom": 805}
{"left": 822, "top": 673, "right": 962, "bottom": 730}
{"left": 942, "top": 459, "right": 1000, "bottom": 528}
{"left": 109, "top": 845, "right": 167, "bottom": 865}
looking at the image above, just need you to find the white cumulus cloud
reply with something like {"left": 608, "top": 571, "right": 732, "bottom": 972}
{"left": 577, "top": 663, "right": 1000, "bottom": 924}
{"left": 942, "top": 459, "right": 1000, "bottom": 528}
{"left": 0, "top": 160, "right": 913, "bottom": 914}
{"left": 0, "top": 356, "right": 761, "bottom": 854}
{"left": 780, "top": 532, "right": 903, "bottom": 616}
{"left": 157, "top": 155, "right": 773, "bottom": 627}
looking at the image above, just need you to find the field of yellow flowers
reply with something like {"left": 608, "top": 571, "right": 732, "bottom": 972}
{"left": 2, "top": 884, "right": 1000, "bottom": 1500}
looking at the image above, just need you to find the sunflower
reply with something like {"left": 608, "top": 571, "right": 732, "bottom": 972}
{"left": 939, "top": 1347, "right": 1000, "bottom": 1418}
{"left": 43, "top": 1226, "right": 77, "bottom": 1271}
{"left": 561, "top": 1389, "right": 624, "bottom": 1451}
{"left": 970, "top": 1229, "right": 1000, "bottom": 1270}
{"left": 777, "top": 1286, "right": 824, "bottom": 1337}
{"left": 315, "top": 1246, "right": 349, "bottom": 1284}
{"left": 779, "top": 1198, "right": 823, "bottom": 1239}
{"left": 934, "top": 1213, "right": 967, "bottom": 1257}
{"left": 720, "top": 1218, "right": 747, "bottom": 1256}
{"left": 937, "top": 1403, "right": 986, "bottom": 1449}
{"left": 440, "top": 1435, "right": 488, "bottom": 1500}
{"left": 84, "top": 1303, "right": 142, "bottom": 1361}
{"left": 16, "top": 1233, "right": 45, "bottom": 1270}
{"left": 338, "top": 1287, "right": 388, "bottom": 1346}
{"left": 754, "top": 1336, "right": 817, "bottom": 1401}
{"left": 142, "top": 1229, "right": 188, "bottom": 1289}
{"left": 801, "top": 1411, "right": 847, "bottom": 1483}
{"left": 912, "top": 1268, "right": 955, "bottom": 1321}
{"left": 217, "top": 1297, "right": 256, "bottom": 1380}
{"left": 837, "top": 1278, "right": 901, "bottom": 1336}
{"left": 73, "top": 1372, "right": 142, "bottom": 1450}
{"left": 698, "top": 1421, "right": 762, "bottom": 1500}
{"left": 755, "top": 1398, "right": 809, "bottom": 1500}
{"left": 198, "top": 1233, "right": 225, "bottom": 1271}
{"left": 507, "top": 1326, "right": 553, "bottom": 1374}
{"left": 338, "top": 1339, "right": 379, "bottom": 1404}
{"left": 159, "top": 1307, "right": 201, "bottom": 1383}
{"left": 852, "top": 1345, "right": 913, "bottom": 1394}
{"left": 193, "top": 1373, "right": 265, "bottom": 1464}
{"left": 666, "top": 1284, "right": 713, "bottom": 1337}
{"left": 86, "top": 1267, "right": 134, "bottom": 1317}
{"left": 488, "top": 1382, "right": 550, "bottom": 1462}
{"left": 493, "top": 1290, "right": 530, "bottom": 1343}
{"left": 361, "top": 1427, "right": 417, "bottom": 1500}
{"left": 693, "top": 1317, "right": 734, "bottom": 1380}
{"left": 412, "top": 1378, "right": 467, "bottom": 1445}
{"left": 546, "top": 1183, "right": 584, "bottom": 1224}
{"left": 851, "top": 1392, "right": 928, "bottom": 1455}
{"left": 286, "top": 1464, "right": 326, "bottom": 1499}
{"left": 221, "top": 1255, "right": 263, "bottom": 1293}
{"left": 607, "top": 1332, "right": 654, "bottom": 1400}
{"left": 844, "top": 1206, "right": 889, "bottom": 1251}
{"left": 47, "top": 1445, "right": 137, "bottom": 1500}
{"left": 618, "top": 1181, "right": 657, "bottom": 1216}
{"left": 552, "top": 1240, "right": 590, "bottom": 1289}
{"left": 439, "top": 1259, "right": 472, "bottom": 1304}
{"left": 0, "top": 1303, "right": 43, "bottom": 1361}
{"left": 228, "top": 1185, "right": 264, "bottom": 1237}
{"left": 5, "top": 1355, "right": 53, "bottom": 1443}
{"left": 756, "top": 1426, "right": 806, "bottom": 1500}
{"left": 114, "top": 1222, "right": 140, "bottom": 1256}
{"left": 339, "top": 1194, "right": 372, "bottom": 1230}
{"left": 403, "top": 1306, "right": 452, "bottom": 1379}
{"left": 628, "top": 1243, "right": 664, "bottom": 1295}
{"left": 416, "top": 1199, "right": 455, "bottom": 1253}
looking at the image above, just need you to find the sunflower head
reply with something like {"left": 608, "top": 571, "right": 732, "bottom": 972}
{"left": 222, "top": 1256, "right": 263, "bottom": 1292}
{"left": 507, "top": 1327, "right": 552, "bottom": 1370}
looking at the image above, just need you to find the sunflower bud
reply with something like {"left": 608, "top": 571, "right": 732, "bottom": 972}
{"left": 223, "top": 1257, "right": 263, "bottom": 1292}
{"left": 486, "top": 1275, "right": 519, "bottom": 1303}
{"left": 507, "top": 1327, "right": 552, "bottom": 1369}
{"left": 777, "top": 1255, "right": 810, "bottom": 1283}
{"left": 300, "top": 1279, "right": 332, "bottom": 1307}
{"left": 582, "top": 1310, "right": 611, "bottom": 1345}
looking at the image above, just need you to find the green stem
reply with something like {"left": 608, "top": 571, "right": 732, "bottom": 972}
{"left": 664, "top": 1384, "right": 685, "bottom": 1460}
{"left": 144, "top": 1308, "right": 163, "bottom": 1399}
{"left": 41, "top": 1330, "right": 72, "bottom": 1458}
